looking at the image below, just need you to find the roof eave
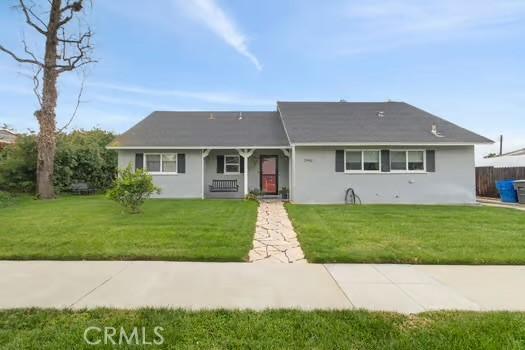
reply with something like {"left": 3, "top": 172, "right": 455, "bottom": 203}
{"left": 106, "top": 145, "right": 292, "bottom": 150}
{"left": 291, "top": 141, "right": 494, "bottom": 146}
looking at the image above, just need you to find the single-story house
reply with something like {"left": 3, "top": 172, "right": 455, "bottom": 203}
{"left": 476, "top": 148, "right": 525, "bottom": 168}
{"left": 108, "top": 101, "right": 492, "bottom": 204}
{"left": 0, "top": 129, "right": 16, "bottom": 150}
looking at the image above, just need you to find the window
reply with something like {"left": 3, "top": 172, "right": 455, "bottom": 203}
{"left": 145, "top": 154, "right": 161, "bottom": 172}
{"left": 363, "top": 151, "right": 380, "bottom": 171}
{"left": 345, "top": 150, "right": 380, "bottom": 172}
{"left": 390, "top": 150, "right": 425, "bottom": 172}
{"left": 408, "top": 151, "right": 424, "bottom": 171}
{"left": 390, "top": 151, "right": 406, "bottom": 171}
{"left": 162, "top": 153, "right": 177, "bottom": 172}
{"left": 145, "top": 153, "right": 177, "bottom": 173}
{"left": 345, "top": 151, "right": 362, "bottom": 171}
{"left": 224, "top": 155, "right": 240, "bottom": 174}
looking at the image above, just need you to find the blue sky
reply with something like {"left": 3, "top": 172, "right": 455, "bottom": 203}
{"left": 1, "top": 0, "right": 524, "bottom": 159}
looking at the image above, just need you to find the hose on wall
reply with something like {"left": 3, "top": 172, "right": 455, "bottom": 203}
{"left": 345, "top": 187, "right": 362, "bottom": 205}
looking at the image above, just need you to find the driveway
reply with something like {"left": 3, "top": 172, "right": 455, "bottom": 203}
{"left": 1, "top": 261, "right": 525, "bottom": 313}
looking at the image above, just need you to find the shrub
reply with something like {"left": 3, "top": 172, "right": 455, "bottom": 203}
{"left": 0, "top": 128, "right": 117, "bottom": 194}
{"left": 246, "top": 188, "right": 261, "bottom": 201}
{"left": 0, "top": 135, "right": 37, "bottom": 192}
{"left": 107, "top": 165, "right": 160, "bottom": 213}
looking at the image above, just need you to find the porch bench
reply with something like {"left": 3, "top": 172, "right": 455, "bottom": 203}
{"left": 70, "top": 182, "right": 96, "bottom": 195}
{"left": 209, "top": 179, "right": 239, "bottom": 192}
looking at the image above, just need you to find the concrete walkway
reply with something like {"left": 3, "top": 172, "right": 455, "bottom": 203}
{"left": 248, "top": 201, "right": 306, "bottom": 263}
{"left": 1, "top": 261, "right": 525, "bottom": 313}
{"left": 477, "top": 197, "right": 525, "bottom": 211}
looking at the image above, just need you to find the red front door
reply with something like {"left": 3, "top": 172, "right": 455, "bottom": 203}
{"left": 260, "top": 155, "right": 278, "bottom": 195}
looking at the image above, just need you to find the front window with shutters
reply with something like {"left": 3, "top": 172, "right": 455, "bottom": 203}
{"left": 390, "top": 150, "right": 425, "bottom": 172}
{"left": 345, "top": 150, "right": 381, "bottom": 173}
{"left": 144, "top": 153, "right": 178, "bottom": 174}
{"left": 224, "top": 155, "right": 241, "bottom": 174}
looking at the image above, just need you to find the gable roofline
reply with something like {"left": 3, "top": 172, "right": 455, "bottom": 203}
{"left": 276, "top": 103, "right": 292, "bottom": 145}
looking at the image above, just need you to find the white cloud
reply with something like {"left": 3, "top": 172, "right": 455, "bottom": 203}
{"left": 317, "top": 0, "right": 525, "bottom": 55}
{"left": 347, "top": 0, "right": 525, "bottom": 33}
{"left": 175, "top": 0, "right": 262, "bottom": 70}
{"left": 87, "top": 81, "right": 274, "bottom": 107}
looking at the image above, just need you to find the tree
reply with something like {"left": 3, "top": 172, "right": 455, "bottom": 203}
{"left": 0, "top": 0, "right": 95, "bottom": 198}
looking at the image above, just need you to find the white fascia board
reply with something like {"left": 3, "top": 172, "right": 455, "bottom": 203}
{"left": 291, "top": 142, "right": 487, "bottom": 146}
{"left": 106, "top": 145, "right": 291, "bottom": 150}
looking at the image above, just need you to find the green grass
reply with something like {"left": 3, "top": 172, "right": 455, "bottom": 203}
{"left": 0, "top": 195, "right": 258, "bottom": 261}
{"left": 0, "top": 309, "right": 524, "bottom": 349}
{"left": 286, "top": 204, "right": 525, "bottom": 264}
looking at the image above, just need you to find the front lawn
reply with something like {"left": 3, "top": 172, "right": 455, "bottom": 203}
{"left": 1, "top": 309, "right": 524, "bottom": 349}
{"left": 286, "top": 204, "right": 525, "bottom": 264}
{"left": 0, "top": 196, "right": 257, "bottom": 261}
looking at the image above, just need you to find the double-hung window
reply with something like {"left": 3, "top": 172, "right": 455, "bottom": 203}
{"left": 390, "top": 150, "right": 425, "bottom": 172}
{"left": 345, "top": 150, "right": 380, "bottom": 172}
{"left": 144, "top": 153, "right": 178, "bottom": 174}
{"left": 224, "top": 155, "right": 240, "bottom": 174}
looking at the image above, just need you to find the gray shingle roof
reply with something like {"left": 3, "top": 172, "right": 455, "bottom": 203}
{"left": 277, "top": 101, "right": 493, "bottom": 144}
{"left": 109, "top": 102, "right": 492, "bottom": 148}
{"left": 110, "top": 111, "right": 290, "bottom": 148}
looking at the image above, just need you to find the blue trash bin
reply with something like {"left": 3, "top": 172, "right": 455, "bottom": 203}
{"left": 496, "top": 179, "right": 518, "bottom": 203}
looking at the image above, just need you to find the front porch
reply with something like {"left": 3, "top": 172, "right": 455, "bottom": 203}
{"left": 202, "top": 148, "right": 290, "bottom": 199}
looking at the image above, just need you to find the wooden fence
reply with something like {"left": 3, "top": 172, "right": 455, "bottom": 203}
{"left": 476, "top": 166, "right": 525, "bottom": 197}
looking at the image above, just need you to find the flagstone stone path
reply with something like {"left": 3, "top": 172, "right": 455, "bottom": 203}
{"left": 248, "top": 201, "right": 306, "bottom": 263}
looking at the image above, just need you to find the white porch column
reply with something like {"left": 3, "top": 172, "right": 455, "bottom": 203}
{"left": 201, "top": 149, "right": 211, "bottom": 199}
{"left": 237, "top": 148, "right": 255, "bottom": 197}
{"left": 288, "top": 145, "right": 295, "bottom": 202}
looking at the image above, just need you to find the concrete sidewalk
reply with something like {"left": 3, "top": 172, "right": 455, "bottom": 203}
{"left": 1, "top": 261, "right": 524, "bottom": 313}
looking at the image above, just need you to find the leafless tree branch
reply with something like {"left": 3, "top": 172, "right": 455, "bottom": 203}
{"left": 0, "top": 44, "right": 44, "bottom": 66}
{"left": 57, "top": 73, "right": 85, "bottom": 132}
{"left": 21, "top": 39, "right": 40, "bottom": 63}
{"left": 18, "top": 0, "right": 48, "bottom": 36}
{"left": 32, "top": 66, "right": 43, "bottom": 107}
{"left": 56, "top": 27, "right": 96, "bottom": 73}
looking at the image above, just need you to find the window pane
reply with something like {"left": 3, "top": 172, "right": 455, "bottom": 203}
{"left": 225, "top": 164, "right": 239, "bottom": 173}
{"left": 363, "top": 151, "right": 380, "bottom": 171}
{"left": 162, "top": 154, "right": 177, "bottom": 172}
{"left": 390, "top": 151, "right": 407, "bottom": 170}
{"left": 145, "top": 154, "right": 160, "bottom": 172}
{"left": 225, "top": 156, "right": 239, "bottom": 164}
{"left": 408, "top": 151, "right": 424, "bottom": 170}
{"left": 345, "top": 151, "right": 362, "bottom": 171}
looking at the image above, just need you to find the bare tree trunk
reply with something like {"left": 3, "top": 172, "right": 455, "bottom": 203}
{"left": 35, "top": 0, "right": 61, "bottom": 199}
{"left": 1, "top": 0, "right": 94, "bottom": 198}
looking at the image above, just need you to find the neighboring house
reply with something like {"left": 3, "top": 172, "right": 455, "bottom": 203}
{"left": 0, "top": 129, "right": 16, "bottom": 150}
{"left": 477, "top": 148, "right": 525, "bottom": 168}
{"left": 108, "top": 101, "right": 492, "bottom": 204}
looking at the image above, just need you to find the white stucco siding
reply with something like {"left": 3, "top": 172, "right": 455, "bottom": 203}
{"left": 293, "top": 146, "right": 476, "bottom": 204}
{"left": 117, "top": 149, "right": 203, "bottom": 198}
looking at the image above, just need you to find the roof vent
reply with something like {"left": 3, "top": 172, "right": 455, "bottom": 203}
{"left": 377, "top": 111, "right": 385, "bottom": 118}
{"left": 208, "top": 112, "right": 215, "bottom": 120}
{"left": 238, "top": 112, "right": 243, "bottom": 120}
{"left": 431, "top": 123, "right": 444, "bottom": 137}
